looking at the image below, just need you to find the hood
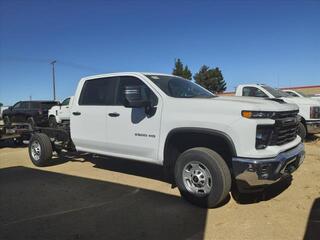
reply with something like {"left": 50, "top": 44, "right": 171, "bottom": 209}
{"left": 216, "top": 96, "right": 299, "bottom": 112}
{"left": 281, "top": 97, "right": 320, "bottom": 106}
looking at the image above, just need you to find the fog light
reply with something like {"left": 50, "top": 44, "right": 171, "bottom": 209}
{"left": 256, "top": 125, "right": 273, "bottom": 149}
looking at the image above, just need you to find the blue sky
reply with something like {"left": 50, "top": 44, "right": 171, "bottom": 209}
{"left": 0, "top": 0, "right": 319, "bottom": 105}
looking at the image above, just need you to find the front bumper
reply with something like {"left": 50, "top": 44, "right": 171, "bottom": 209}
{"left": 232, "top": 143, "right": 305, "bottom": 191}
{"left": 306, "top": 120, "right": 320, "bottom": 134}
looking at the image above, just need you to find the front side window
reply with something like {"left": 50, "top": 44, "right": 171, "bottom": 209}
{"left": 79, "top": 77, "right": 118, "bottom": 105}
{"left": 13, "top": 102, "right": 22, "bottom": 109}
{"left": 145, "top": 75, "right": 214, "bottom": 98}
{"left": 242, "top": 87, "right": 268, "bottom": 98}
{"left": 61, "top": 98, "right": 70, "bottom": 106}
{"left": 19, "top": 102, "right": 28, "bottom": 109}
{"left": 116, "top": 76, "right": 158, "bottom": 106}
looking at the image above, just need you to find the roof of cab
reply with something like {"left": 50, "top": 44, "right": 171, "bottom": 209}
{"left": 80, "top": 72, "right": 175, "bottom": 82}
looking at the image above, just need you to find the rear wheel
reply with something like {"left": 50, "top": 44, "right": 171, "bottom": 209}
{"left": 297, "top": 122, "right": 306, "bottom": 141}
{"left": 49, "top": 116, "right": 58, "bottom": 128}
{"left": 28, "top": 133, "right": 53, "bottom": 166}
{"left": 174, "top": 147, "right": 231, "bottom": 208}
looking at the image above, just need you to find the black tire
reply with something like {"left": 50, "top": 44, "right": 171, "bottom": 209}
{"left": 49, "top": 116, "right": 58, "bottom": 128}
{"left": 27, "top": 117, "right": 36, "bottom": 129}
{"left": 28, "top": 133, "right": 53, "bottom": 167}
{"left": 174, "top": 147, "right": 231, "bottom": 208}
{"left": 3, "top": 115, "right": 11, "bottom": 126}
{"left": 297, "top": 122, "right": 306, "bottom": 141}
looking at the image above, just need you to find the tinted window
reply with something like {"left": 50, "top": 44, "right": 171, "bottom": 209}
{"left": 242, "top": 87, "right": 268, "bottom": 98}
{"left": 116, "top": 76, "right": 158, "bottom": 106}
{"left": 79, "top": 77, "right": 118, "bottom": 105}
{"left": 61, "top": 98, "right": 70, "bottom": 106}
{"left": 19, "top": 102, "right": 28, "bottom": 109}
{"left": 40, "top": 102, "right": 58, "bottom": 109}
{"left": 29, "top": 102, "right": 41, "bottom": 109}
{"left": 13, "top": 102, "right": 22, "bottom": 109}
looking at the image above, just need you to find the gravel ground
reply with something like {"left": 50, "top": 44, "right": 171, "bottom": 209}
{"left": 0, "top": 136, "right": 319, "bottom": 240}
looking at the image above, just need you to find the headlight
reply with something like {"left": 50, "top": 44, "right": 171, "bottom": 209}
{"left": 242, "top": 111, "right": 275, "bottom": 119}
{"left": 256, "top": 125, "right": 273, "bottom": 149}
{"left": 310, "top": 106, "right": 320, "bottom": 119}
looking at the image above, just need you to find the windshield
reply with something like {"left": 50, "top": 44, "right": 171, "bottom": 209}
{"left": 145, "top": 75, "right": 215, "bottom": 98}
{"left": 296, "top": 91, "right": 308, "bottom": 97}
{"left": 261, "top": 85, "right": 291, "bottom": 98}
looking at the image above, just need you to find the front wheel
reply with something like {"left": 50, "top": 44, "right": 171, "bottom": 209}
{"left": 174, "top": 147, "right": 231, "bottom": 208}
{"left": 297, "top": 122, "right": 306, "bottom": 141}
{"left": 28, "top": 133, "right": 53, "bottom": 166}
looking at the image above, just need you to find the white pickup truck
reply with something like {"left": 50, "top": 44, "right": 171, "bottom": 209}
{"left": 48, "top": 97, "right": 73, "bottom": 127}
{"left": 235, "top": 84, "right": 320, "bottom": 139}
{"left": 28, "top": 73, "right": 305, "bottom": 208}
{"left": 283, "top": 89, "right": 320, "bottom": 104}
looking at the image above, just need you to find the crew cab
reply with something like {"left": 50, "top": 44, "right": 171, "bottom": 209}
{"left": 48, "top": 97, "right": 73, "bottom": 127}
{"left": 235, "top": 84, "right": 320, "bottom": 139}
{"left": 3, "top": 100, "right": 59, "bottom": 127}
{"left": 27, "top": 73, "right": 305, "bottom": 208}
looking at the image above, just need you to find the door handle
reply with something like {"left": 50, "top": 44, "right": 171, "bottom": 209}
{"left": 72, "top": 111, "right": 81, "bottom": 116}
{"left": 108, "top": 112, "right": 120, "bottom": 117}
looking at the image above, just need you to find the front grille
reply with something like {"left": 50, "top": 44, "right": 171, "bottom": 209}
{"left": 272, "top": 110, "right": 299, "bottom": 119}
{"left": 310, "top": 106, "right": 320, "bottom": 119}
{"left": 270, "top": 111, "right": 299, "bottom": 146}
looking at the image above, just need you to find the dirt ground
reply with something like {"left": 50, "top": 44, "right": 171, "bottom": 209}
{"left": 0, "top": 137, "right": 319, "bottom": 240}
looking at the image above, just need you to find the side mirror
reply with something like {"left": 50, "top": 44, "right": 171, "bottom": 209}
{"left": 124, "top": 85, "right": 149, "bottom": 108}
{"left": 9, "top": 106, "right": 13, "bottom": 110}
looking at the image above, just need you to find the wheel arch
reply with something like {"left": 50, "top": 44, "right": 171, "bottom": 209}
{"left": 163, "top": 127, "right": 236, "bottom": 181}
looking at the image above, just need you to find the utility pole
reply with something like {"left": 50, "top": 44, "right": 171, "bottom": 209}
{"left": 51, "top": 60, "right": 57, "bottom": 100}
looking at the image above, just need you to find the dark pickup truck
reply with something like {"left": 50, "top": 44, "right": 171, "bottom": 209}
{"left": 3, "top": 101, "right": 59, "bottom": 127}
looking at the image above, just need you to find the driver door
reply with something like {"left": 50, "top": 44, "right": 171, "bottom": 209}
{"left": 106, "top": 76, "right": 162, "bottom": 163}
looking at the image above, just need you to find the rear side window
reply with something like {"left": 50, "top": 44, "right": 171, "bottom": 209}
{"left": 79, "top": 77, "right": 118, "bottom": 105}
{"left": 29, "top": 102, "right": 41, "bottom": 109}
{"left": 40, "top": 102, "right": 58, "bottom": 109}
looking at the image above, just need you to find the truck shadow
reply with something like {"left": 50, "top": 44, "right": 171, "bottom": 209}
{"left": 51, "top": 152, "right": 167, "bottom": 183}
{"left": 304, "top": 197, "right": 320, "bottom": 240}
{"left": 53, "top": 152, "right": 290, "bottom": 207}
{"left": 231, "top": 175, "right": 292, "bottom": 204}
{"left": 305, "top": 134, "right": 319, "bottom": 143}
{"left": 0, "top": 139, "right": 27, "bottom": 148}
{"left": 0, "top": 166, "right": 207, "bottom": 240}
